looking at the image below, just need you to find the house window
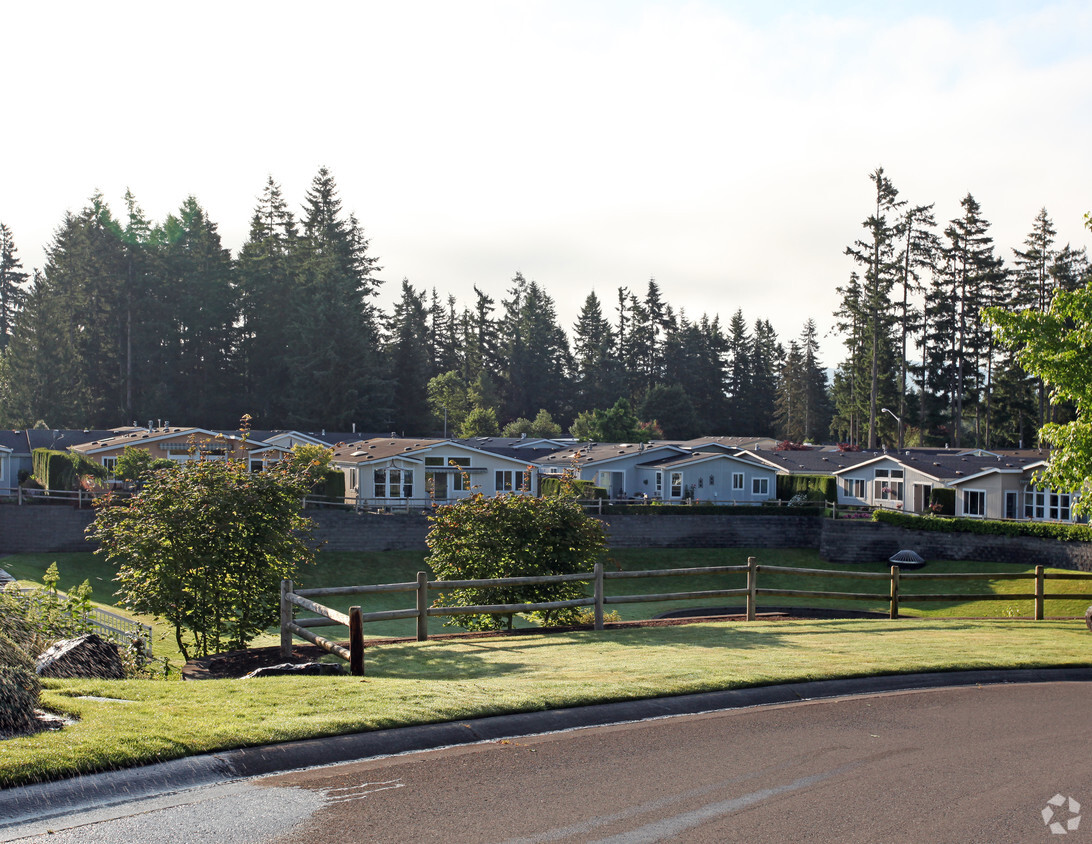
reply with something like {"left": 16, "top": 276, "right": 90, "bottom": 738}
{"left": 102, "top": 456, "right": 118, "bottom": 480}
{"left": 670, "top": 472, "right": 683, "bottom": 498}
{"left": 655, "top": 471, "right": 663, "bottom": 496}
{"left": 873, "top": 468, "right": 903, "bottom": 502}
{"left": 732, "top": 473, "right": 744, "bottom": 491}
{"left": 374, "top": 468, "right": 413, "bottom": 498}
{"left": 1050, "top": 493, "right": 1072, "bottom": 521}
{"left": 844, "top": 478, "right": 866, "bottom": 498}
{"left": 1025, "top": 489, "right": 1046, "bottom": 520}
{"left": 495, "top": 470, "right": 525, "bottom": 493}
{"left": 425, "top": 456, "right": 471, "bottom": 490}
{"left": 963, "top": 489, "right": 986, "bottom": 517}
{"left": 752, "top": 477, "right": 769, "bottom": 496}
{"left": 1005, "top": 491, "right": 1018, "bottom": 519}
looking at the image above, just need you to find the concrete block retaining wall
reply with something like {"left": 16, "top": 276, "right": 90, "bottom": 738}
{"left": 819, "top": 520, "right": 1092, "bottom": 571}
{"left": 1, "top": 504, "right": 1089, "bottom": 573}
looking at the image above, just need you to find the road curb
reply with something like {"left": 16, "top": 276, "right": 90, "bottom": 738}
{"left": 3, "top": 666, "right": 1091, "bottom": 828}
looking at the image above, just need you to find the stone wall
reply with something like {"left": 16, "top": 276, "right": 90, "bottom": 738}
{"left": 2, "top": 504, "right": 1090, "bottom": 572}
{"left": 597, "top": 514, "right": 822, "bottom": 549}
{"left": 0, "top": 504, "right": 97, "bottom": 553}
{"left": 308, "top": 510, "right": 431, "bottom": 552}
{"left": 819, "top": 520, "right": 1092, "bottom": 571}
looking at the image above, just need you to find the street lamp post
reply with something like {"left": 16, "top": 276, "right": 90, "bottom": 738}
{"left": 881, "top": 407, "right": 903, "bottom": 450}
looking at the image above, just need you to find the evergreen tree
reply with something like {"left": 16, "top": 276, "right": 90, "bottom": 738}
{"left": 5, "top": 270, "right": 80, "bottom": 426}
{"left": 724, "top": 310, "right": 752, "bottom": 433}
{"left": 286, "top": 167, "right": 384, "bottom": 429}
{"left": 893, "top": 202, "right": 939, "bottom": 448}
{"left": 571, "top": 291, "right": 619, "bottom": 413}
{"left": 774, "top": 339, "right": 806, "bottom": 442}
{"left": 498, "top": 274, "right": 571, "bottom": 422}
{"left": 640, "top": 383, "right": 699, "bottom": 439}
{"left": 148, "top": 197, "right": 238, "bottom": 426}
{"left": 236, "top": 177, "right": 301, "bottom": 425}
{"left": 385, "top": 280, "right": 432, "bottom": 435}
{"left": 0, "top": 224, "right": 28, "bottom": 351}
{"left": 925, "top": 193, "right": 999, "bottom": 447}
{"left": 842, "top": 167, "right": 903, "bottom": 448}
{"left": 747, "top": 319, "right": 783, "bottom": 436}
{"left": 661, "top": 313, "right": 727, "bottom": 434}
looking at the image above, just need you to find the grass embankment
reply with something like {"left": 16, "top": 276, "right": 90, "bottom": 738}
{"left": 1, "top": 618, "right": 1085, "bottom": 788}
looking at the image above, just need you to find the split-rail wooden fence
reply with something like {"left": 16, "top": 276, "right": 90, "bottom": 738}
{"left": 279, "top": 559, "right": 1092, "bottom": 675}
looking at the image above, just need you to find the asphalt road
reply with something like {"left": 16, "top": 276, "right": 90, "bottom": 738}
{"left": 6, "top": 679, "right": 1089, "bottom": 843}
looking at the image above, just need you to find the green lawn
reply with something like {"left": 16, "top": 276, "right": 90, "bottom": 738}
{"left": 5, "top": 550, "right": 1092, "bottom": 665}
{"left": 1, "top": 618, "right": 1085, "bottom": 788}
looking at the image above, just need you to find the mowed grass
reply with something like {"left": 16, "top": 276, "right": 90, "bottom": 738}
{"left": 1, "top": 617, "right": 1086, "bottom": 788}
{"left": 5, "top": 549, "right": 1092, "bottom": 662}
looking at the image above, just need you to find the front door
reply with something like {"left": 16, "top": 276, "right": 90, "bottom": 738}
{"left": 428, "top": 471, "right": 448, "bottom": 500}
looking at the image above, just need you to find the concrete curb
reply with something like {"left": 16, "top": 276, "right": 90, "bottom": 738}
{"left": 3, "top": 667, "right": 1091, "bottom": 829}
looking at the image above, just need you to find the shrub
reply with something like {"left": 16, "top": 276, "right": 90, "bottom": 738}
{"left": 427, "top": 493, "right": 607, "bottom": 631}
{"left": 0, "top": 565, "right": 92, "bottom": 658}
{"left": 872, "top": 508, "right": 1092, "bottom": 541}
{"left": 776, "top": 474, "right": 837, "bottom": 502}
{"left": 89, "top": 452, "right": 317, "bottom": 660}
{"left": 929, "top": 488, "right": 956, "bottom": 516}
{"left": 31, "top": 449, "right": 107, "bottom": 492}
{"left": 540, "top": 476, "right": 606, "bottom": 499}
{"left": 0, "top": 666, "right": 40, "bottom": 735}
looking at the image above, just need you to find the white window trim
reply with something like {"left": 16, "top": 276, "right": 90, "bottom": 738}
{"left": 962, "top": 488, "right": 986, "bottom": 518}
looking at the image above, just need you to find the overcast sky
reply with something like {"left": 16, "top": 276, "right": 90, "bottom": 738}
{"left": 2, "top": 0, "right": 1090, "bottom": 365}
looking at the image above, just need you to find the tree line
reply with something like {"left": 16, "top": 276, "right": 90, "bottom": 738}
{"left": 0, "top": 166, "right": 1085, "bottom": 446}
{"left": 0, "top": 168, "right": 827, "bottom": 441}
{"left": 834, "top": 167, "right": 1089, "bottom": 450}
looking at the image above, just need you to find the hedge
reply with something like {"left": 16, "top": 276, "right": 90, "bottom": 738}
{"left": 540, "top": 477, "right": 606, "bottom": 499}
{"left": 598, "top": 503, "right": 826, "bottom": 516}
{"left": 930, "top": 487, "right": 955, "bottom": 516}
{"left": 32, "top": 449, "right": 106, "bottom": 492}
{"left": 776, "top": 474, "right": 837, "bottom": 503}
{"left": 872, "top": 508, "right": 1092, "bottom": 542}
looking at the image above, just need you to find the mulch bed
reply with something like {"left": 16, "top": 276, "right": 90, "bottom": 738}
{"left": 181, "top": 614, "right": 782, "bottom": 680}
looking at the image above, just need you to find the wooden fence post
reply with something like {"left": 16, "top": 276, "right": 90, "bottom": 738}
{"left": 280, "top": 579, "right": 293, "bottom": 659}
{"left": 889, "top": 565, "right": 900, "bottom": 619}
{"left": 1035, "top": 565, "right": 1045, "bottom": 620}
{"left": 746, "top": 556, "right": 757, "bottom": 621}
{"left": 594, "top": 561, "right": 604, "bottom": 630}
{"left": 349, "top": 605, "right": 364, "bottom": 676}
{"left": 416, "top": 571, "right": 429, "bottom": 641}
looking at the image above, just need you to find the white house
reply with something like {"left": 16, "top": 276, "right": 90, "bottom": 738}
{"left": 331, "top": 438, "right": 541, "bottom": 506}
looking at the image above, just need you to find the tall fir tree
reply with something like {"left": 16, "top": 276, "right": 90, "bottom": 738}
{"left": 286, "top": 167, "right": 384, "bottom": 430}
{"left": 148, "top": 197, "right": 238, "bottom": 426}
{"left": 0, "top": 224, "right": 29, "bottom": 352}
{"left": 236, "top": 177, "right": 301, "bottom": 425}
{"left": 841, "top": 167, "right": 903, "bottom": 448}
{"left": 571, "top": 291, "right": 620, "bottom": 414}
{"left": 498, "top": 273, "right": 571, "bottom": 423}
{"left": 385, "top": 280, "right": 433, "bottom": 435}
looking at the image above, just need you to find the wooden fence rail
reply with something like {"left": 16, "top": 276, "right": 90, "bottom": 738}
{"left": 280, "top": 559, "right": 1092, "bottom": 674}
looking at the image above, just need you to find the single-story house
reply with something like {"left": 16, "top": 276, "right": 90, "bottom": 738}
{"left": 634, "top": 450, "right": 779, "bottom": 503}
{"left": 68, "top": 426, "right": 286, "bottom": 477}
{"left": 331, "top": 438, "right": 543, "bottom": 505}
{"left": 536, "top": 442, "right": 690, "bottom": 499}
